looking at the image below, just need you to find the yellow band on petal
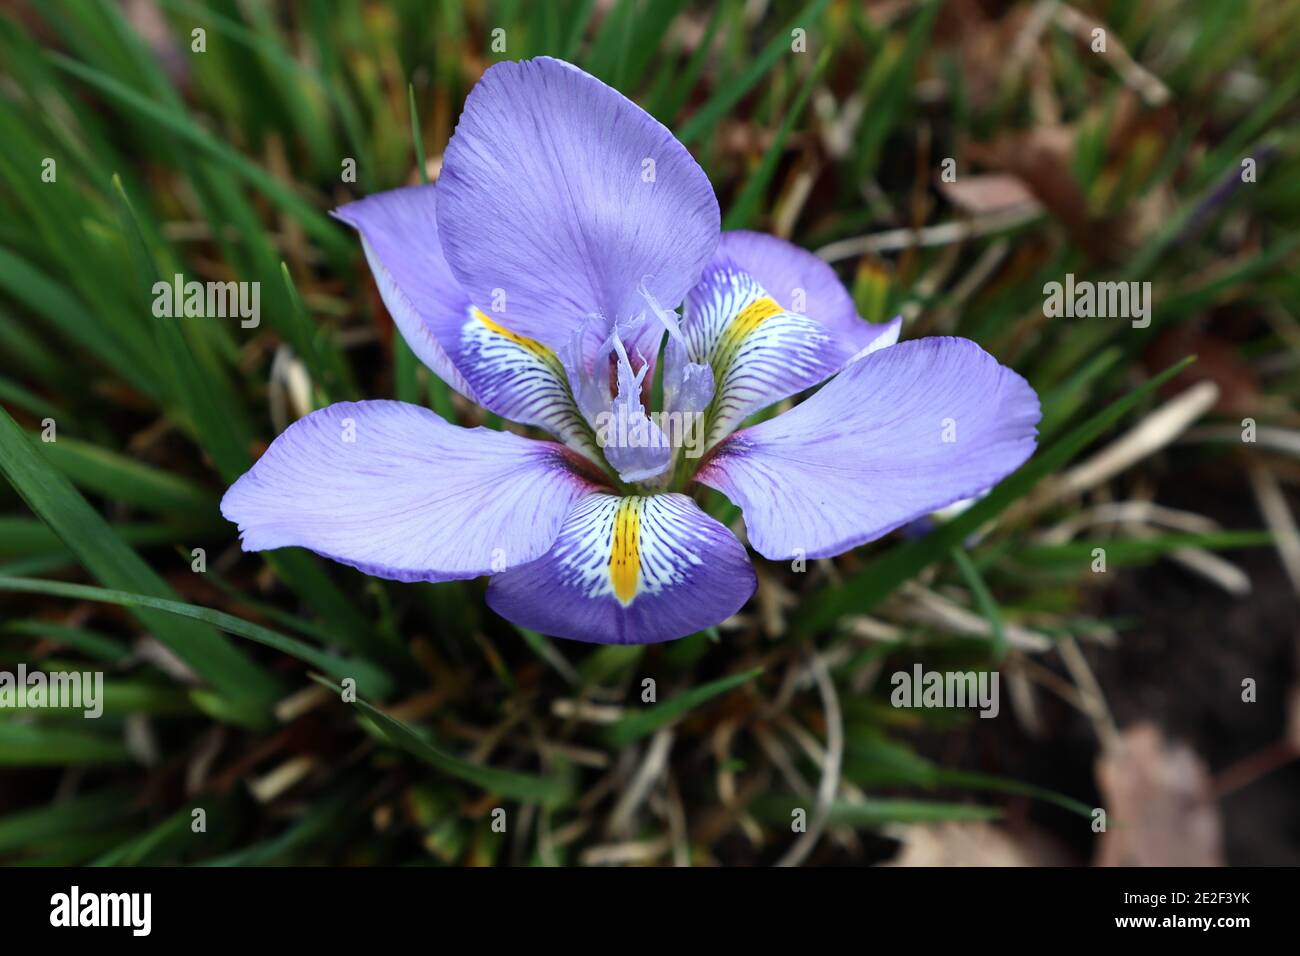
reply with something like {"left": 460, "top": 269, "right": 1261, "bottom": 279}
{"left": 609, "top": 497, "right": 642, "bottom": 605}
{"left": 473, "top": 308, "right": 553, "bottom": 360}
{"left": 713, "top": 295, "right": 782, "bottom": 370}
{"left": 732, "top": 295, "right": 783, "bottom": 336}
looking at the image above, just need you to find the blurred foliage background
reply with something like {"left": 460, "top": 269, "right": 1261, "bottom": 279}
{"left": 0, "top": 0, "right": 1297, "bottom": 866}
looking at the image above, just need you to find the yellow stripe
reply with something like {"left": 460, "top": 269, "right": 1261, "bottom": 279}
{"left": 473, "top": 308, "right": 553, "bottom": 359}
{"left": 732, "top": 295, "right": 783, "bottom": 337}
{"left": 609, "top": 498, "right": 641, "bottom": 605}
{"left": 714, "top": 295, "right": 782, "bottom": 368}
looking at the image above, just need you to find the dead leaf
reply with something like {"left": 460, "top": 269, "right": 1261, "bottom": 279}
{"left": 968, "top": 126, "right": 1124, "bottom": 263}
{"left": 1094, "top": 722, "right": 1224, "bottom": 867}
{"left": 939, "top": 173, "right": 1038, "bottom": 215}
{"left": 1144, "top": 323, "right": 1261, "bottom": 415}
{"left": 883, "top": 820, "right": 1073, "bottom": 867}
{"left": 1286, "top": 686, "right": 1300, "bottom": 754}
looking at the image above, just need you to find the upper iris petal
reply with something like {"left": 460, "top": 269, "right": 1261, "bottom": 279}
{"left": 332, "top": 185, "right": 476, "bottom": 402}
{"left": 436, "top": 56, "right": 721, "bottom": 358}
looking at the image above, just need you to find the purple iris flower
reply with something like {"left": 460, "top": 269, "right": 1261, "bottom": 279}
{"left": 221, "top": 57, "right": 1041, "bottom": 645}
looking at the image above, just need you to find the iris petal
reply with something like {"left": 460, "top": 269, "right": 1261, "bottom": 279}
{"left": 332, "top": 186, "right": 474, "bottom": 400}
{"left": 221, "top": 401, "right": 602, "bottom": 582}
{"left": 437, "top": 56, "right": 720, "bottom": 354}
{"left": 715, "top": 230, "right": 899, "bottom": 357}
{"left": 335, "top": 187, "right": 597, "bottom": 458}
{"left": 696, "top": 338, "right": 1040, "bottom": 560}
{"left": 486, "top": 492, "right": 756, "bottom": 644}
{"left": 682, "top": 261, "right": 844, "bottom": 447}
{"left": 458, "top": 308, "right": 601, "bottom": 460}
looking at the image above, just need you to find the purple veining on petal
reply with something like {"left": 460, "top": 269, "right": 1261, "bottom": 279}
{"left": 681, "top": 259, "right": 846, "bottom": 446}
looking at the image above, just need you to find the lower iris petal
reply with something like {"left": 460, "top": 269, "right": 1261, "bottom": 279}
{"left": 486, "top": 492, "right": 756, "bottom": 644}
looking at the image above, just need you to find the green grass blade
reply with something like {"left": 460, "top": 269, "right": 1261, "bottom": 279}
{"left": 92, "top": 798, "right": 237, "bottom": 866}
{"left": 197, "top": 786, "right": 358, "bottom": 866}
{"left": 47, "top": 53, "right": 349, "bottom": 260}
{"left": 0, "top": 787, "right": 136, "bottom": 854}
{"left": 38, "top": 436, "right": 216, "bottom": 517}
{"left": 950, "top": 547, "right": 1007, "bottom": 660}
{"left": 109, "top": 174, "right": 252, "bottom": 482}
{"left": 0, "top": 405, "right": 280, "bottom": 718}
{"left": 1017, "top": 531, "right": 1274, "bottom": 568}
{"left": 604, "top": 667, "right": 763, "bottom": 747}
{"left": 0, "top": 575, "right": 393, "bottom": 700}
{"left": 2, "top": 620, "right": 129, "bottom": 662}
{"left": 0, "top": 722, "right": 131, "bottom": 766}
{"left": 0, "top": 247, "right": 157, "bottom": 398}
{"left": 676, "top": 0, "right": 830, "bottom": 147}
{"left": 723, "top": 49, "right": 828, "bottom": 230}
{"left": 312, "top": 676, "right": 572, "bottom": 805}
